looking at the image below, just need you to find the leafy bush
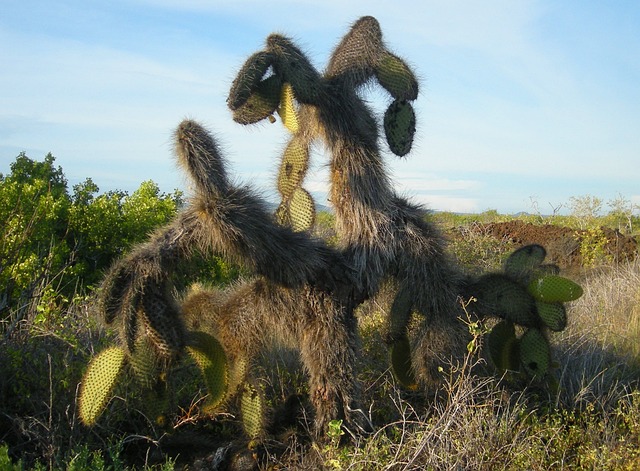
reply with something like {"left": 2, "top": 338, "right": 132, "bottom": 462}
{"left": 0, "top": 153, "right": 184, "bottom": 332}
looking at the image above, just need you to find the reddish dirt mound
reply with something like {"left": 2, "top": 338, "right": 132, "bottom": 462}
{"left": 477, "top": 220, "right": 637, "bottom": 269}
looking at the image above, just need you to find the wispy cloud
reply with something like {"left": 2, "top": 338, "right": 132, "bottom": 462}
{"left": 412, "top": 194, "right": 480, "bottom": 213}
{"left": 2, "top": 1, "right": 638, "bottom": 212}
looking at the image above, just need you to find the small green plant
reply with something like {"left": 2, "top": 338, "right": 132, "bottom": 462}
{"left": 327, "top": 419, "right": 345, "bottom": 446}
{"left": 577, "top": 226, "right": 614, "bottom": 268}
{"left": 0, "top": 444, "right": 23, "bottom": 471}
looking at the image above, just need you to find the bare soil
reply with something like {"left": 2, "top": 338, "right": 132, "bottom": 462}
{"left": 473, "top": 220, "right": 637, "bottom": 269}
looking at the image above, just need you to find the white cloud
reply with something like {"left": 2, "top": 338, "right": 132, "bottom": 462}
{"left": 412, "top": 194, "right": 480, "bottom": 213}
{"left": 2, "top": 1, "right": 639, "bottom": 214}
{"left": 392, "top": 172, "right": 482, "bottom": 193}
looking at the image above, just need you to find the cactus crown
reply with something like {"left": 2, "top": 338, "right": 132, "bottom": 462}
{"left": 226, "top": 16, "right": 421, "bottom": 233}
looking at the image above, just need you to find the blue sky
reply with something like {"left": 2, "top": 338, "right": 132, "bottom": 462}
{"left": 1, "top": 1, "right": 639, "bottom": 214}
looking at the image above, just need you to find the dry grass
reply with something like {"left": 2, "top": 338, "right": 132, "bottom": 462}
{"left": 1, "top": 238, "right": 639, "bottom": 470}
{"left": 276, "top": 259, "right": 640, "bottom": 470}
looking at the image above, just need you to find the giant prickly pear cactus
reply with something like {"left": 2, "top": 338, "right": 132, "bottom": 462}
{"left": 80, "top": 16, "right": 583, "bottom": 446}
{"left": 226, "top": 15, "right": 582, "bottom": 390}
{"left": 227, "top": 16, "right": 463, "bottom": 390}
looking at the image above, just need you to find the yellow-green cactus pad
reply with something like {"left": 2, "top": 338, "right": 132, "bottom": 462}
{"left": 277, "top": 83, "right": 299, "bottom": 133}
{"left": 504, "top": 244, "right": 546, "bottom": 281}
{"left": 472, "top": 273, "right": 538, "bottom": 326}
{"left": 129, "top": 335, "right": 162, "bottom": 388}
{"left": 275, "top": 187, "right": 315, "bottom": 231}
{"left": 79, "top": 346, "right": 127, "bottom": 426}
{"left": 232, "top": 75, "right": 282, "bottom": 125}
{"left": 276, "top": 187, "right": 316, "bottom": 232}
{"left": 519, "top": 328, "right": 551, "bottom": 378}
{"left": 528, "top": 275, "right": 583, "bottom": 303}
{"left": 390, "top": 335, "right": 418, "bottom": 390}
{"left": 384, "top": 100, "right": 416, "bottom": 157}
{"left": 289, "top": 187, "right": 315, "bottom": 231}
{"left": 277, "top": 137, "right": 309, "bottom": 198}
{"left": 227, "top": 356, "right": 249, "bottom": 396}
{"left": 536, "top": 301, "right": 567, "bottom": 332}
{"left": 186, "top": 331, "right": 229, "bottom": 413}
{"left": 241, "top": 382, "right": 265, "bottom": 439}
{"left": 487, "top": 320, "right": 520, "bottom": 372}
{"left": 375, "top": 52, "right": 418, "bottom": 101}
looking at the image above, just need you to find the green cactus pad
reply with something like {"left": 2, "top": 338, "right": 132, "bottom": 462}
{"left": 503, "top": 244, "right": 546, "bottom": 282}
{"left": 232, "top": 75, "right": 283, "bottom": 125}
{"left": 241, "top": 382, "right": 265, "bottom": 439}
{"left": 79, "top": 346, "right": 127, "bottom": 426}
{"left": 536, "top": 301, "right": 567, "bottom": 332}
{"left": 375, "top": 52, "right": 418, "bottom": 101}
{"left": 528, "top": 275, "right": 583, "bottom": 303}
{"left": 129, "top": 335, "right": 162, "bottom": 388}
{"left": 228, "top": 51, "right": 275, "bottom": 110}
{"left": 472, "top": 273, "right": 539, "bottom": 326}
{"left": 186, "top": 331, "right": 229, "bottom": 413}
{"left": 386, "top": 288, "right": 414, "bottom": 343}
{"left": 390, "top": 335, "right": 418, "bottom": 390}
{"left": 277, "top": 137, "right": 309, "bottom": 198}
{"left": 384, "top": 100, "right": 416, "bottom": 157}
{"left": 519, "top": 328, "right": 551, "bottom": 378}
{"left": 277, "top": 83, "right": 299, "bottom": 133}
{"left": 227, "top": 356, "right": 249, "bottom": 396}
{"left": 487, "top": 320, "right": 520, "bottom": 372}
